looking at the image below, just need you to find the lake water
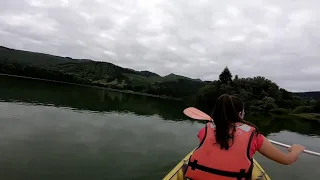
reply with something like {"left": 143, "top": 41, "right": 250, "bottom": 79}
{"left": 0, "top": 75, "right": 320, "bottom": 180}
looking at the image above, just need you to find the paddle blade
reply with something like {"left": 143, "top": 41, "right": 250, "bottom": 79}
{"left": 183, "top": 107, "right": 212, "bottom": 121}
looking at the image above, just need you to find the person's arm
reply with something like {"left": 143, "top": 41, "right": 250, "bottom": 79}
{"left": 258, "top": 137, "right": 305, "bottom": 165}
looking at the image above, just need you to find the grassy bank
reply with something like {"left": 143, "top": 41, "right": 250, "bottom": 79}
{"left": 289, "top": 113, "right": 320, "bottom": 122}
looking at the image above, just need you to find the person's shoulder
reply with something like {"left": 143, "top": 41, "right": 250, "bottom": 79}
{"left": 250, "top": 132, "right": 265, "bottom": 153}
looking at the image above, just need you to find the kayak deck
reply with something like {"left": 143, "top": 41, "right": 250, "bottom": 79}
{"left": 163, "top": 150, "right": 271, "bottom": 180}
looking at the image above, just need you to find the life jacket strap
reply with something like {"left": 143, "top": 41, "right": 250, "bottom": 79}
{"left": 188, "top": 160, "right": 252, "bottom": 180}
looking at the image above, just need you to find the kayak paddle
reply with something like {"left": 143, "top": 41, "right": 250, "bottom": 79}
{"left": 183, "top": 107, "right": 320, "bottom": 157}
{"left": 183, "top": 107, "right": 213, "bottom": 121}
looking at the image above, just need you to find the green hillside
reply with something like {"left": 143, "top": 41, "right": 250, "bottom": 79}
{"left": 0, "top": 46, "right": 207, "bottom": 99}
{"left": 0, "top": 46, "right": 88, "bottom": 66}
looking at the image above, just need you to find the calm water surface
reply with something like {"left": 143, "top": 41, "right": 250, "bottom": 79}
{"left": 0, "top": 75, "right": 320, "bottom": 180}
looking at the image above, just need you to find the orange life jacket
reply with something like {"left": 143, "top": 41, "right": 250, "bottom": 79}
{"left": 185, "top": 122, "right": 256, "bottom": 180}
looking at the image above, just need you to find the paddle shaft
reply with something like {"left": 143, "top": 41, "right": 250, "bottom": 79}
{"left": 269, "top": 140, "right": 320, "bottom": 157}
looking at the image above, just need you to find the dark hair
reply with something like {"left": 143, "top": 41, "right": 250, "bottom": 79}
{"left": 211, "top": 94, "right": 259, "bottom": 150}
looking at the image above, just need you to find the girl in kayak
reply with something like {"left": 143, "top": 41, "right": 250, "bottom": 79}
{"left": 185, "top": 94, "right": 305, "bottom": 180}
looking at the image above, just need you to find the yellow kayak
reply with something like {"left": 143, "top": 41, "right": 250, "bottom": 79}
{"left": 163, "top": 149, "right": 271, "bottom": 180}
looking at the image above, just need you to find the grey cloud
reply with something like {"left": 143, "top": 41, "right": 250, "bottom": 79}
{"left": 0, "top": 0, "right": 320, "bottom": 91}
{"left": 0, "top": 0, "right": 32, "bottom": 13}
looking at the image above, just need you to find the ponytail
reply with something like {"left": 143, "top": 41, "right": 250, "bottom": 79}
{"left": 211, "top": 94, "right": 259, "bottom": 150}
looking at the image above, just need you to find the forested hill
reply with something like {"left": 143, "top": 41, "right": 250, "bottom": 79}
{"left": 0, "top": 46, "right": 207, "bottom": 99}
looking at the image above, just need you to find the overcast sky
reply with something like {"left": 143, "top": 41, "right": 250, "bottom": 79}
{"left": 0, "top": 0, "right": 319, "bottom": 92}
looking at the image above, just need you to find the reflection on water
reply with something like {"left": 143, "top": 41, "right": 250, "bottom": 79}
{"left": 0, "top": 75, "right": 188, "bottom": 121}
{"left": 1, "top": 75, "right": 320, "bottom": 180}
{"left": 0, "top": 102, "right": 199, "bottom": 180}
{"left": 249, "top": 114, "right": 320, "bottom": 137}
{"left": 1, "top": 75, "right": 320, "bottom": 138}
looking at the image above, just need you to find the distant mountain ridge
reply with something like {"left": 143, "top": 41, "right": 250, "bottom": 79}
{"left": 0, "top": 46, "right": 196, "bottom": 80}
{"left": 0, "top": 45, "right": 207, "bottom": 99}
{"left": 139, "top": 71, "right": 160, "bottom": 77}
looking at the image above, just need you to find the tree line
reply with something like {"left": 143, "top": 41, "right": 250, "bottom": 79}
{"left": 194, "top": 67, "right": 320, "bottom": 116}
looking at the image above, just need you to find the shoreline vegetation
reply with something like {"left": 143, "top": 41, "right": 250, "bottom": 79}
{"left": 0, "top": 45, "right": 319, "bottom": 121}
{"left": 0, "top": 73, "right": 181, "bottom": 101}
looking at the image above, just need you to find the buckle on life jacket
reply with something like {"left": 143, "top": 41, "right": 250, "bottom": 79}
{"left": 188, "top": 160, "right": 252, "bottom": 180}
